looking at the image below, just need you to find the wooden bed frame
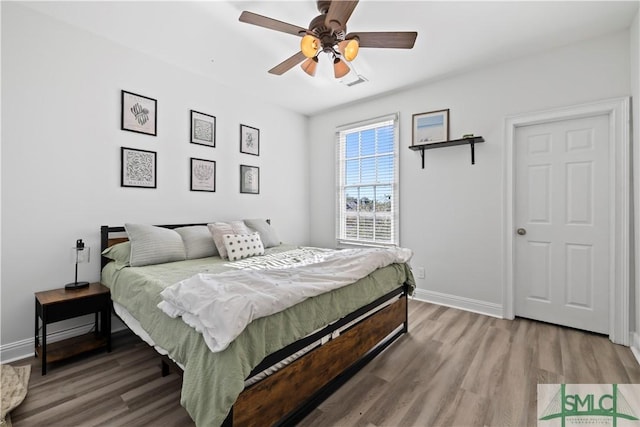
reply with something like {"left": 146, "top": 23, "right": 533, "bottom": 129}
{"left": 100, "top": 224, "right": 410, "bottom": 427}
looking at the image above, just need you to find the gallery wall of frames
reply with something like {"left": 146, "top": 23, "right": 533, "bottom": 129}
{"left": 119, "top": 89, "right": 261, "bottom": 194}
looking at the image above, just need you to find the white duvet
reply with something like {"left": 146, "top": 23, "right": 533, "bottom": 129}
{"left": 158, "top": 246, "right": 412, "bottom": 353}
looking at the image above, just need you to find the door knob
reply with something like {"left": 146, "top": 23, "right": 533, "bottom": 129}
{"left": 517, "top": 228, "right": 527, "bottom": 236}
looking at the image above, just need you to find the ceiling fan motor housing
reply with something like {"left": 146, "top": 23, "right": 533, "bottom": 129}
{"left": 308, "top": 14, "right": 345, "bottom": 54}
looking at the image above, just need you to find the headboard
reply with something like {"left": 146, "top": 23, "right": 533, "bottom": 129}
{"left": 100, "top": 220, "right": 270, "bottom": 269}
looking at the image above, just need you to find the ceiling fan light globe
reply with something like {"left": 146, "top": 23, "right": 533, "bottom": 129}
{"left": 300, "top": 34, "right": 320, "bottom": 58}
{"left": 339, "top": 39, "right": 359, "bottom": 62}
{"left": 301, "top": 57, "right": 318, "bottom": 77}
{"left": 333, "top": 58, "right": 351, "bottom": 79}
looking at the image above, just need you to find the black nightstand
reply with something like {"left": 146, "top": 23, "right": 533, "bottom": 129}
{"left": 34, "top": 282, "right": 111, "bottom": 375}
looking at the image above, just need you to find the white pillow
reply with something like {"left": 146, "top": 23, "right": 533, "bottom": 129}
{"left": 175, "top": 225, "right": 218, "bottom": 259}
{"left": 243, "top": 218, "right": 281, "bottom": 248}
{"left": 207, "top": 221, "right": 252, "bottom": 259}
{"left": 223, "top": 232, "right": 265, "bottom": 261}
{"left": 124, "top": 223, "right": 186, "bottom": 267}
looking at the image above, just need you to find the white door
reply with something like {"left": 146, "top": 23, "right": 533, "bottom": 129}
{"left": 514, "top": 114, "right": 610, "bottom": 334}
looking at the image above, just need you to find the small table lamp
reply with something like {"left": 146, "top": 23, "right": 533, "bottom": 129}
{"left": 65, "top": 239, "right": 90, "bottom": 290}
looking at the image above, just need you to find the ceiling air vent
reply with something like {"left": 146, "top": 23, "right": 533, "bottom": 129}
{"left": 342, "top": 74, "right": 368, "bottom": 87}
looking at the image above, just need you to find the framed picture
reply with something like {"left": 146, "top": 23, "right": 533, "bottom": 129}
{"left": 121, "top": 147, "right": 157, "bottom": 188}
{"left": 190, "top": 158, "right": 216, "bottom": 192}
{"left": 412, "top": 109, "right": 450, "bottom": 146}
{"left": 240, "top": 165, "right": 260, "bottom": 194}
{"left": 240, "top": 124, "right": 260, "bottom": 156}
{"left": 121, "top": 90, "right": 157, "bottom": 136}
{"left": 190, "top": 110, "right": 216, "bottom": 147}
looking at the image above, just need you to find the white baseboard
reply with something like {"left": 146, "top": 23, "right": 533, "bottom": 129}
{"left": 0, "top": 319, "right": 126, "bottom": 363}
{"left": 413, "top": 288, "right": 504, "bottom": 319}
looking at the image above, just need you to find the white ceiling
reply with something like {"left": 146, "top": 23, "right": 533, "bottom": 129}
{"left": 23, "top": 1, "right": 639, "bottom": 116}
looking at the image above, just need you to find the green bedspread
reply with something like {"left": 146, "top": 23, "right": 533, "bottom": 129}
{"left": 102, "top": 245, "right": 415, "bottom": 426}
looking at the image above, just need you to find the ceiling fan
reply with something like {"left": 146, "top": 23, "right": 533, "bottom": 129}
{"left": 239, "top": 0, "right": 418, "bottom": 79}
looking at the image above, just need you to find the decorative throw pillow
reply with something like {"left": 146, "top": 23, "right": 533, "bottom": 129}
{"left": 223, "top": 232, "right": 265, "bottom": 261}
{"left": 175, "top": 225, "right": 218, "bottom": 259}
{"left": 207, "top": 221, "right": 252, "bottom": 259}
{"left": 243, "top": 218, "right": 281, "bottom": 248}
{"left": 125, "top": 223, "right": 186, "bottom": 267}
{"left": 101, "top": 241, "right": 131, "bottom": 269}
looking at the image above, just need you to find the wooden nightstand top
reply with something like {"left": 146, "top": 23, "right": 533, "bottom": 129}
{"left": 35, "top": 282, "right": 110, "bottom": 305}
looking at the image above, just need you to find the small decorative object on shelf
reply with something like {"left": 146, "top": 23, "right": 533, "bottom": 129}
{"left": 65, "top": 239, "right": 90, "bottom": 290}
{"left": 409, "top": 136, "right": 485, "bottom": 168}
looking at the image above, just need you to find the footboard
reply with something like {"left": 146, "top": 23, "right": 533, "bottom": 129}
{"left": 226, "top": 291, "right": 408, "bottom": 427}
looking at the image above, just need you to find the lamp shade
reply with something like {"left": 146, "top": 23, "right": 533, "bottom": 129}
{"left": 338, "top": 38, "right": 359, "bottom": 62}
{"left": 301, "top": 57, "right": 318, "bottom": 76}
{"left": 300, "top": 34, "right": 320, "bottom": 58}
{"left": 333, "top": 58, "right": 351, "bottom": 79}
{"left": 65, "top": 238, "right": 90, "bottom": 290}
{"left": 71, "top": 242, "right": 90, "bottom": 264}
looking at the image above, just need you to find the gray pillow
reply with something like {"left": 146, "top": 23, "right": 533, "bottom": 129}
{"left": 101, "top": 241, "right": 131, "bottom": 269}
{"left": 175, "top": 225, "right": 218, "bottom": 259}
{"left": 243, "top": 218, "right": 281, "bottom": 248}
{"left": 125, "top": 223, "right": 186, "bottom": 267}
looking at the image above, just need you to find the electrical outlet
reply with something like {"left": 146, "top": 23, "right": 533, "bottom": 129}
{"left": 415, "top": 267, "right": 425, "bottom": 279}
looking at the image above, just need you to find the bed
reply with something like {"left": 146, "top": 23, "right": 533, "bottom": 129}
{"left": 100, "top": 221, "right": 414, "bottom": 427}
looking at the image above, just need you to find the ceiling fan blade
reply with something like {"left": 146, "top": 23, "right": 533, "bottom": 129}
{"left": 239, "top": 11, "right": 307, "bottom": 37}
{"left": 325, "top": 0, "right": 359, "bottom": 31}
{"left": 268, "top": 51, "right": 307, "bottom": 75}
{"left": 348, "top": 32, "right": 418, "bottom": 49}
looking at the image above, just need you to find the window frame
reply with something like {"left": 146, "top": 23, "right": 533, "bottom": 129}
{"left": 335, "top": 113, "right": 400, "bottom": 248}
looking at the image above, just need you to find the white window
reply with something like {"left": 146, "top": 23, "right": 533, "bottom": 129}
{"left": 336, "top": 113, "right": 399, "bottom": 247}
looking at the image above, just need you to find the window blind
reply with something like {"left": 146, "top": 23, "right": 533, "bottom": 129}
{"left": 336, "top": 113, "right": 399, "bottom": 247}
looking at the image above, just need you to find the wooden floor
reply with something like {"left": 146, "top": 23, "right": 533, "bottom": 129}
{"left": 9, "top": 332, "right": 194, "bottom": 427}
{"left": 9, "top": 299, "right": 640, "bottom": 426}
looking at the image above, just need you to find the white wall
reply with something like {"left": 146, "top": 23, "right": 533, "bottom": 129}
{"left": 0, "top": 3, "right": 310, "bottom": 359}
{"left": 309, "top": 31, "right": 631, "bottom": 314}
